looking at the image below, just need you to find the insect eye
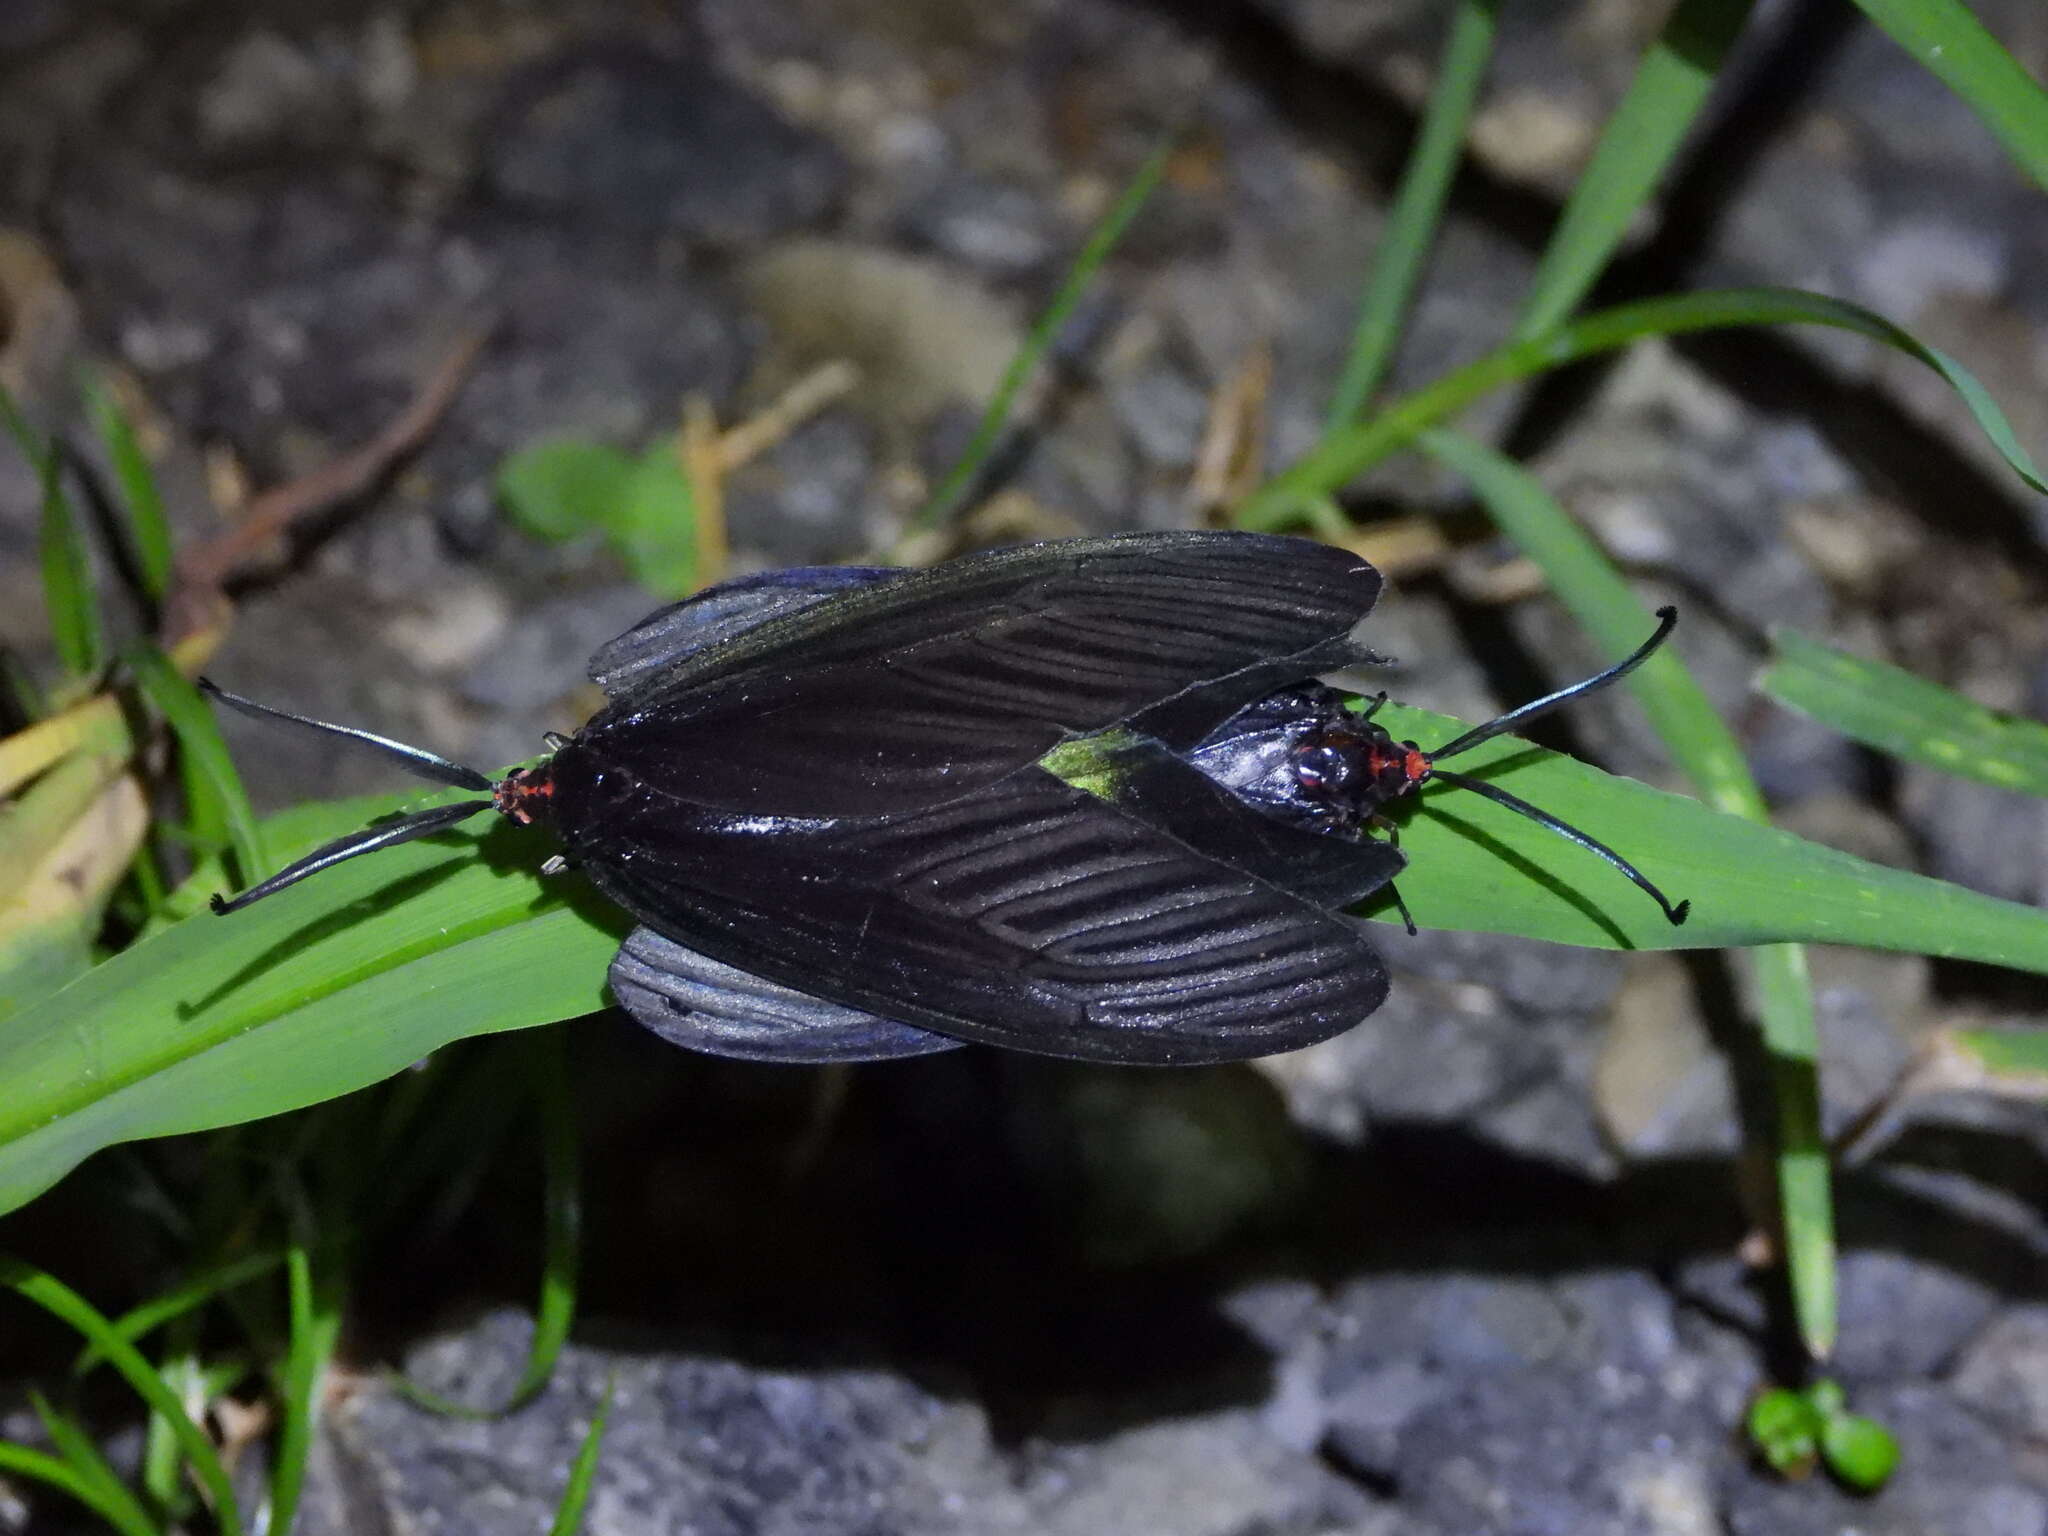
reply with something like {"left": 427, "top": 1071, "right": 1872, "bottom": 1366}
{"left": 1293, "top": 742, "right": 1355, "bottom": 794}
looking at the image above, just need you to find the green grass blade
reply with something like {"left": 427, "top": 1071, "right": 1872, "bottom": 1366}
{"left": 1415, "top": 428, "right": 1834, "bottom": 1353}
{"left": 127, "top": 644, "right": 267, "bottom": 888}
{"left": 0, "top": 750, "right": 123, "bottom": 910}
{"left": 138, "top": 1353, "right": 210, "bottom": 1517}
{"left": 1326, "top": 0, "right": 1498, "bottom": 427}
{"left": 1342, "top": 702, "right": 2048, "bottom": 967}
{"left": 1239, "top": 286, "right": 2047, "bottom": 528}
{"left": 1, "top": 645, "right": 48, "bottom": 723}
{"left": 0, "top": 791, "right": 618, "bottom": 1217}
{"left": 267, "top": 1236, "right": 341, "bottom": 1536}
{"left": 0, "top": 1437, "right": 161, "bottom": 1536}
{"left": 28, "top": 1391, "right": 162, "bottom": 1536}
{"left": 74, "top": 1249, "right": 288, "bottom": 1376}
{"left": 402, "top": 1030, "right": 580, "bottom": 1417}
{"left": 1415, "top": 428, "right": 1756, "bottom": 810}
{"left": 1514, "top": 0, "right": 1756, "bottom": 339}
{"left": 10, "top": 711, "right": 2048, "bottom": 1221}
{"left": 548, "top": 1374, "right": 615, "bottom": 1536}
{"left": 368, "top": 1050, "right": 527, "bottom": 1244}
{"left": 1855, "top": 0, "right": 2048, "bottom": 192}
{"left": 1951, "top": 1026, "right": 2048, "bottom": 1079}
{"left": 2, "top": 389, "right": 103, "bottom": 680}
{"left": 911, "top": 135, "right": 1174, "bottom": 534}
{"left": 1754, "top": 942, "right": 1836, "bottom": 1355}
{"left": 0, "top": 1258, "right": 242, "bottom": 1536}
{"left": 1759, "top": 628, "right": 2048, "bottom": 796}
{"left": 83, "top": 374, "right": 174, "bottom": 604}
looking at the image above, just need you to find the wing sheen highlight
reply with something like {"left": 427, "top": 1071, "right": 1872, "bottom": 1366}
{"left": 570, "top": 762, "right": 1389, "bottom": 1065}
{"left": 578, "top": 533, "right": 1381, "bottom": 817}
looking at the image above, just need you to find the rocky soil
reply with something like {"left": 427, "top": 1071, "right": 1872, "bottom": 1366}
{"left": 2, "top": 2, "right": 2045, "bottom": 1533}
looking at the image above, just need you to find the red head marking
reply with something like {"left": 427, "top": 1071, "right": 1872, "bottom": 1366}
{"left": 494, "top": 764, "right": 558, "bottom": 826}
{"left": 1402, "top": 745, "right": 1432, "bottom": 790}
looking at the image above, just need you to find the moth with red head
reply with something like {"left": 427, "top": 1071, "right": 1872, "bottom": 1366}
{"left": 204, "top": 532, "right": 1687, "bottom": 1065}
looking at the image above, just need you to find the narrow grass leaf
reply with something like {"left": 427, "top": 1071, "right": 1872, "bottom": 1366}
{"left": 1326, "top": 698, "right": 2048, "bottom": 974}
{"left": 0, "top": 790, "right": 618, "bottom": 1217}
{"left": 267, "top": 1238, "right": 340, "bottom": 1536}
{"left": 1760, "top": 628, "right": 2048, "bottom": 797}
{"left": 2, "top": 644, "right": 49, "bottom": 723}
{"left": 1854, "top": 0, "right": 2048, "bottom": 193}
{"left": 74, "top": 1249, "right": 288, "bottom": 1376}
{"left": 1239, "top": 287, "right": 2047, "bottom": 528}
{"left": 549, "top": 1375, "right": 616, "bottom": 1536}
{"left": 0, "top": 693, "right": 131, "bottom": 800}
{"left": 1414, "top": 430, "right": 1755, "bottom": 808}
{"left": 1753, "top": 943, "right": 1837, "bottom": 1357}
{"left": 10, "top": 700, "right": 2048, "bottom": 1222}
{"left": 29, "top": 1391, "right": 161, "bottom": 1536}
{"left": 913, "top": 135, "right": 1173, "bottom": 533}
{"left": 1415, "top": 428, "right": 1834, "bottom": 1353}
{"left": 402, "top": 1030, "right": 580, "bottom": 1417}
{"left": 5, "top": 394, "right": 103, "bottom": 680}
{"left": 0, "top": 1259, "right": 242, "bottom": 1536}
{"left": 83, "top": 374, "right": 174, "bottom": 603}
{"left": 1514, "top": 0, "right": 1756, "bottom": 339}
{"left": 0, "top": 750, "right": 125, "bottom": 909}
{"left": 0, "top": 1439, "right": 160, "bottom": 1536}
{"left": 1326, "top": 0, "right": 1498, "bottom": 427}
{"left": 139, "top": 1353, "right": 204, "bottom": 1518}
{"left": 1951, "top": 1027, "right": 2048, "bottom": 1080}
{"left": 369, "top": 1045, "right": 528, "bottom": 1245}
{"left": 127, "top": 643, "right": 266, "bottom": 886}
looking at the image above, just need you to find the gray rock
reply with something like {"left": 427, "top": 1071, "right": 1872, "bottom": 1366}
{"left": 902, "top": 178, "right": 1056, "bottom": 275}
{"left": 321, "top": 1312, "right": 998, "bottom": 1536}
{"left": 1898, "top": 763, "right": 2048, "bottom": 907}
{"left": 1830, "top": 1249, "right": 2001, "bottom": 1381}
{"left": 1015, "top": 1411, "right": 1372, "bottom": 1536}
{"left": 486, "top": 46, "right": 847, "bottom": 244}
{"left": 1389, "top": 925, "right": 1627, "bottom": 1020}
{"left": 197, "top": 30, "right": 351, "bottom": 149}
{"left": 302, "top": 1309, "right": 1372, "bottom": 1536}
{"left": 461, "top": 584, "right": 654, "bottom": 708}
{"left": 1007, "top": 1063, "right": 1310, "bottom": 1268}
{"left": 1109, "top": 364, "right": 1212, "bottom": 471}
{"left": 1951, "top": 1304, "right": 2048, "bottom": 1440}
{"left": 725, "top": 410, "right": 884, "bottom": 566}
{"left": 1385, "top": 1366, "right": 1726, "bottom": 1536}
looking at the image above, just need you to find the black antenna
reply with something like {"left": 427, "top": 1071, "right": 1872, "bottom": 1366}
{"left": 1431, "top": 607, "right": 1678, "bottom": 762}
{"left": 197, "top": 679, "right": 493, "bottom": 792}
{"left": 198, "top": 679, "right": 499, "bottom": 915}
{"left": 208, "top": 799, "right": 493, "bottom": 914}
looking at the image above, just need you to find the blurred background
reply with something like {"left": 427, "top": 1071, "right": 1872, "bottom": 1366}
{"left": 1, "top": 2, "right": 2046, "bottom": 1533}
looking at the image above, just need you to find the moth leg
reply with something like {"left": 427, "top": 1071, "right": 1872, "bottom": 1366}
{"left": 1382, "top": 881, "right": 1419, "bottom": 938}
{"left": 608, "top": 926, "right": 963, "bottom": 1063}
{"left": 1366, "top": 812, "right": 1419, "bottom": 936}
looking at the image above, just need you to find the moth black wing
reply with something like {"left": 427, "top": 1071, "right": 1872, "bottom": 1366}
{"left": 1072, "top": 732, "right": 1406, "bottom": 911}
{"left": 588, "top": 567, "right": 899, "bottom": 699}
{"left": 578, "top": 532, "right": 1382, "bottom": 818}
{"left": 609, "top": 927, "right": 962, "bottom": 1062}
{"left": 564, "top": 758, "right": 1389, "bottom": 1065}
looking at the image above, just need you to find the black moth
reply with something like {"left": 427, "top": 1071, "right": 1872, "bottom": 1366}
{"left": 204, "top": 532, "right": 1687, "bottom": 1066}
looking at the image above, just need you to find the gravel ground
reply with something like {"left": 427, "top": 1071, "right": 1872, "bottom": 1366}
{"left": 2, "top": 2, "right": 2045, "bottom": 1533}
